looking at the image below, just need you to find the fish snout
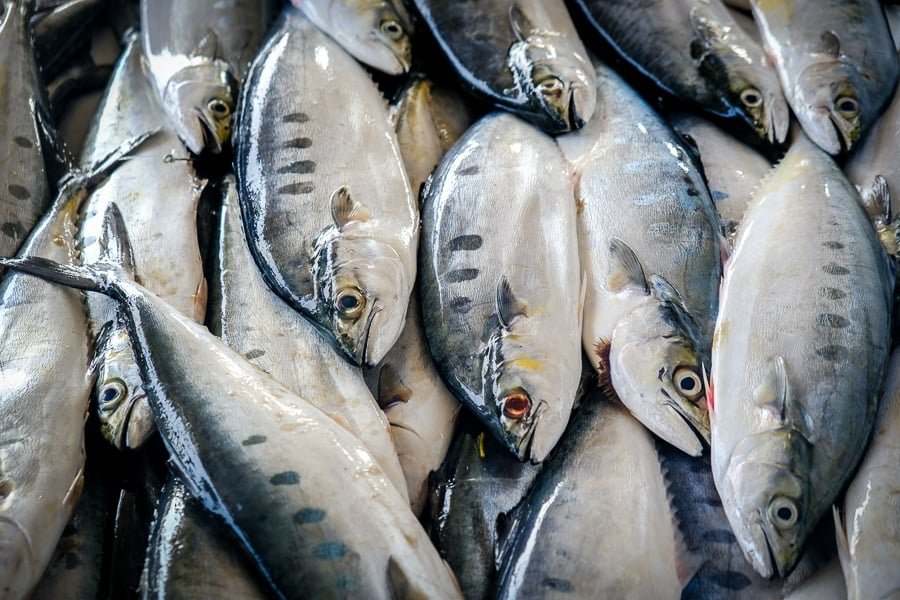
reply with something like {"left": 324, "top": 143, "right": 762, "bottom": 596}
{"left": 519, "top": 400, "right": 565, "bottom": 464}
{"left": 124, "top": 396, "right": 156, "bottom": 449}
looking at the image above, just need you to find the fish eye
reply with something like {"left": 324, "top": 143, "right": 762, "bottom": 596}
{"left": 537, "top": 77, "right": 564, "bottom": 97}
{"left": 336, "top": 287, "right": 366, "bottom": 318}
{"left": 98, "top": 379, "right": 127, "bottom": 408}
{"left": 768, "top": 497, "right": 799, "bottom": 529}
{"left": 673, "top": 366, "right": 704, "bottom": 401}
{"left": 380, "top": 19, "right": 404, "bottom": 41}
{"left": 836, "top": 96, "right": 859, "bottom": 117}
{"left": 740, "top": 88, "right": 763, "bottom": 108}
{"left": 207, "top": 99, "right": 231, "bottom": 118}
{"left": 501, "top": 392, "right": 531, "bottom": 420}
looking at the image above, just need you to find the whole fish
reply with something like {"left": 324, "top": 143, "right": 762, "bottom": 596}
{"left": 290, "top": 0, "right": 413, "bottom": 75}
{"left": 0, "top": 134, "right": 149, "bottom": 599}
{"left": 570, "top": 0, "right": 788, "bottom": 146}
{"left": 750, "top": 0, "right": 898, "bottom": 154}
{"left": 412, "top": 0, "right": 596, "bottom": 133}
{"left": 671, "top": 112, "right": 771, "bottom": 242}
{"left": 140, "top": 0, "right": 239, "bottom": 154}
{"left": 208, "top": 175, "right": 409, "bottom": 500}
{"left": 0, "top": 0, "right": 54, "bottom": 269}
{"left": 141, "top": 476, "right": 267, "bottom": 599}
{"left": 420, "top": 111, "right": 582, "bottom": 462}
{"left": 557, "top": 62, "right": 722, "bottom": 457}
{"left": 834, "top": 350, "right": 900, "bottom": 600}
{"left": 235, "top": 6, "right": 418, "bottom": 367}
{"left": 711, "top": 134, "right": 893, "bottom": 578}
{"left": 1, "top": 208, "right": 461, "bottom": 599}
{"left": 429, "top": 414, "right": 542, "bottom": 599}
{"left": 496, "top": 394, "right": 690, "bottom": 600}
{"left": 79, "top": 33, "right": 207, "bottom": 450}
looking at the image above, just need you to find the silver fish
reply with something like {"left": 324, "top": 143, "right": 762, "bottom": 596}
{"left": 751, "top": 0, "right": 899, "bottom": 154}
{"left": 785, "top": 559, "right": 847, "bottom": 600}
{"left": 420, "top": 111, "right": 583, "bottom": 462}
{"left": 711, "top": 134, "right": 893, "bottom": 578}
{"left": 235, "top": 6, "right": 418, "bottom": 367}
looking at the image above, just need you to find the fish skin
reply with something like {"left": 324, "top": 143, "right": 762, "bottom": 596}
{"left": 208, "top": 175, "right": 409, "bottom": 502}
{"left": 412, "top": 0, "right": 596, "bottom": 134}
{"left": 0, "top": 213, "right": 461, "bottom": 599}
{"left": 558, "top": 61, "right": 721, "bottom": 457}
{"left": 290, "top": 0, "right": 413, "bottom": 75}
{"left": 419, "top": 111, "right": 582, "bottom": 463}
{"left": 751, "top": 0, "right": 898, "bottom": 155}
{"left": 428, "top": 414, "right": 542, "bottom": 600}
{"left": 141, "top": 476, "right": 267, "bottom": 600}
{"left": 834, "top": 350, "right": 900, "bottom": 600}
{"left": 711, "top": 134, "right": 893, "bottom": 579}
{"left": 0, "top": 0, "right": 53, "bottom": 273}
{"left": 496, "top": 394, "right": 685, "bottom": 600}
{"left": 785, "top": 559, "right": 846, "bottom": 600}
{"left": 31, "top": 0, "right": 104, "bottom": 80}
{"left": 671, "top": 112, "right": 771, "bottom": 243}
{"left": 79, "top": 34, "right": 207, "bottom": 451}
{"left": 235, "top": 6, "right": 418, "bottom": 368}
{"left": 571, "top": 0, "right": 788, "bottom": 147}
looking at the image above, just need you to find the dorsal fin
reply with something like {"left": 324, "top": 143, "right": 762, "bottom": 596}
{"left": 607, "top": 238, "right": 649, "bottom": 293}
{"left": 191, "top": 29, "right": 220, "bottom": 59}
{"left": 496, "top": 276, "right": 528, "bottom": 328}
{"left": 330, "top": 186, "right": 371, "bottom": 229}
{"left": 649, "top": 274, "right": 688, "bottom": 310}
{"left": 508, "top": 4, "right": 533, "bottom": 42}
{"left": 98, "top": 202, "right": 135, "bottom": 278}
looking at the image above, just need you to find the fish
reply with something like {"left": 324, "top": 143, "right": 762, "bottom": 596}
{"left": 419, "top": 111, "right": 583, "bottom": 462}
{"left": 833, "top": 349, "right": 900, "bottom": 600}
{"left": 557, "top": 61, "right": 722, "bottom": 457}
{"left": 496, "top": 393, "right": 691, "bottom": 599}
{"left": 208, "top": 175, "right": 409, "bottom": 501}
{"left": 570, "top": 0, "right": 788, "bottom": 147}
{"left": 32, "top": 0, "right": 104, "bottom": 80}
{"left": 710, "top": 134, "right": 893, "bottom": 579}
{"left": 412, "top": 0, "right": 596, "bottom": 133}
{"left": 785, "top": 559, "right": 847, "bottom": 600}
{"left": 290, "top": 0, "right": 413, "bottom": 75}
{"left": 0, "top": 207, "right": 461, "bottom": 599}
{"left": 140, "top": 0, "right": 240, "bottom": 154}
{"left": 0, "top": 0, "right": 55, "bottom": 271}
{"left": 0, "top": 132, "right": 150, "bottom": 599}
{"left": 750, "top": 0, "right": 898, "bottom": 154}
{"left": 141, "top": 475, "right": 267, "bottom": 599}
{"left": 671, "top": 112, "right": 771, "bottom": 242}
{"left": 235, "top": 6, "right": 418, "bottom": 367}
{"left": 428, "top": 414, "right": 542, "bottom": 599}
{"left": 79, "top": 33, "right": 207, "bottom": 451}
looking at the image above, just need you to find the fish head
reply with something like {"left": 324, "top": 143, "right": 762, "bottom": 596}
{"left": 794, "top": 61, "right": 865, "bottom": 154}
{"left": 163, "top": 60, "right": 237, "bottom": 155}
{"left": 329, "top": 1, "right": 412, "bottom": 75}
{"left": 722, "top": 429, "right": 813, "bottom": 579}
{"left": 314, "top": 235, "right": 410, "bottom": 367}
{"left": 609, "top": 288, "right": 709, "bottom": 456}
{"left": 723, "top": 65, "right": 790, "bottom": 146}
{"left": 94, "top": 326, "right": 155, "bottom": 450}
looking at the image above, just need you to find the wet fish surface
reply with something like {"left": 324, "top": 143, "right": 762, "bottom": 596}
{"left": 235, "top": 5, "right": 418, "bottom": 368}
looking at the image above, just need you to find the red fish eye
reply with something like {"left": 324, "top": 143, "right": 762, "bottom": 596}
{"left": 502, "top": 393, "right": 531, "bottom": 420}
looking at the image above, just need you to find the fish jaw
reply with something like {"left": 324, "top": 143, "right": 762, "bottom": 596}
{"left": 124, "top": 396, "right": 156, "bottom": 449}
{"left": 0, "top": 518, "right": 34, "bottom": 598}
{"left": 521, "top": 401, "right": 566, "bottom": 463}
{"left": 763, "top": 88, "right": 791, "bottom": 145}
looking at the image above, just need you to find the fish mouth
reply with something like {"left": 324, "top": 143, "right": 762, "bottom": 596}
{"left": 658, "top": 389, "right": 708, "bottom": 456}
{"left": 513, "top": 400, "right": 549, "bottom": 463}
{"left": 746, "top": 520, "right": 778, "bottom": 579}
{"left": 355, "top": 305, "right": 382, "bottom": 368}
{"left": 195, "top": 110, "right": 223, "bottom": 154}
{"left": 565, "top": 90, "right": 583, "bottom": 131}
{"left": 763, "top": 94, "right": 790, "bottom": 146}
{"left": 123, "top": 395, "right": 155, "bottom": 449}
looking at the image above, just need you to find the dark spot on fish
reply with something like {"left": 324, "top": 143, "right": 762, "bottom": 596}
{"left": 708, "top": 570, "right": 753, "bottom": 591}
{"left": 542, "top": 578, "right": 574, "bottom": 592}
{"left": 449, "top": 297, "right": 470, "bottom": 312}
{"left": 444, "top": 268, "right": 478, "bottom": 283}
{"left": 820, "top": 287, "right": 847, "bottom": 300}
{"left": 7, "top": 185, "right": 30, "bottom": 200}
{"left": 65, "top": 552, "right": 81, "bottom": 569}
{"left": 313, "top": 542, "right": 347, "bottom": 560}
{"left": 686, "top": 186, "right": 699, "bottom": 196}
{"left": 816, "top": 345, "right": 849, "bottom": 361}
{"left": 712, "top": 190, "right": 728, "bottom": 201}
{"left": 448, "top": 235, "right": 483, "bottom": 251}
{"left": 702, "top": 496, "right": 723, "bottom": 507}
{"left": 283, "top": 137, "right": 312, "bottom": 149}
{"left": 683, "top": 174, "right": 693, "bottom": 184}
{"left": 822, "top": 263, "right": 849, "bottom": 275}
{"left": 293, "top": 508, "right": 326, "bottom": 524}
{"left": 823, "top": 241, "right": 844, "bottom": 249}
{"left": 334, "top": 575, "right": 358, "bottom": 589}
{"left": 1, "top": 222, "right": 24, "bottom": 239}
{"left": 242, "top": 435, "right": 267, "bottom": 446}
{"left": 283, "top": 112, "right": 310, "bottom": 123}
{"left": 458, "top": 165, "right": 480, "bottom": 176}
{"left": 277, "top": 160, "right": 316, "bottom": 175}
{"left": 244, "top": 349, "right": 266, "bottom": 360}
{"left": 702, "top": 529, "right": 737, "bottom": 544}
{"left": 816, "top": 313, "right": 849, "bottom": 329}
{"left": 270, "top": 471, "right": 300, "bottom": 485}
{"left": 12, "top": 136, "right": 32, "bottom": 148}
{"left": 278, "top": 182, "right": 314, "bottom": 195}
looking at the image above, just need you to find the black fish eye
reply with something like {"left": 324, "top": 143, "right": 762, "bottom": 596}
{"left": 207, "top": 99, "right": 230, "bottom": 117}
{"left": 672, "top": 366, "right": 703, "bottom": 401}
{"left": 99, "top": 379, "right": 126, "bottom": 407}
{"left": 336, "top": 287, "right": 366, "bottom": 318}
{"left": 740, "top": 88, "right": 763, "bottom": 108}
{"left": 768, "top": 497, "right": 799, "bottom": 529}
{"left": 836, "top": 96, "right": 859, "bottom": 116}
{"left": 381, "top": 20, "right": 403, "bottom": 40}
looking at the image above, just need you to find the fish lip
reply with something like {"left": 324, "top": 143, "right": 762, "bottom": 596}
{"left": 566, "top": 90, "right": 583, "bottom": 131}
{"left": 357, "top": 304, "right": 382, "bottom": 367}
{"left": 123, "top": 393, "right": 152, "bottom": 449}
{"left": 195, "top": 109, "right": 223, "bottom": 154}
{"left": 659, "top": 388, "right": 709, "bottom": 454}
{"left": 514, "top": 399, "right": 548, "bottom": 463}
{"left": 757, "top": 520, "right": 780, "bottom": 579}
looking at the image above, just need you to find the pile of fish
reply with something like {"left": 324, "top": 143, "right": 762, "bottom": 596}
{"left": 3, "top": 0, "right": 900, "bottom": 597}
